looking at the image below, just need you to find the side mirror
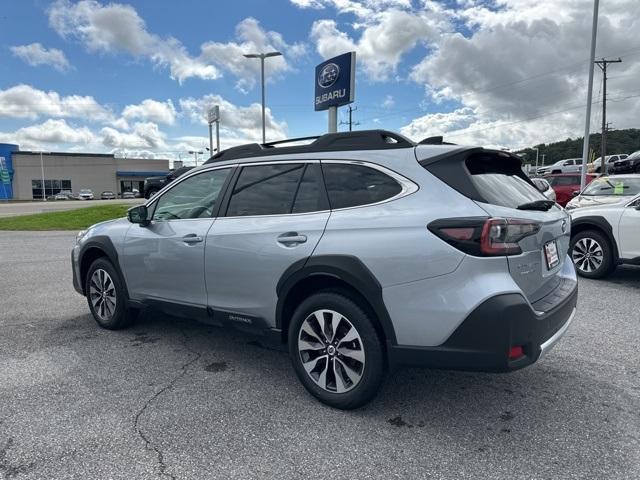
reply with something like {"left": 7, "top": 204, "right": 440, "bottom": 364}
{"left": 127, "top": 205, "right": 149, "bottom": 226}
{"left": 571, "top": 191, "right": 580, "bottom": 197}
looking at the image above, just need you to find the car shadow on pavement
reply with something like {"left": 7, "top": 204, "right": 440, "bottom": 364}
{"left": 602, "top": 264, "right": 640, "bottom": 289}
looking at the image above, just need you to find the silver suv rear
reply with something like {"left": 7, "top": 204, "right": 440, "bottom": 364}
{"left": 72, "top": 130, "right": 577, "bottom": 409}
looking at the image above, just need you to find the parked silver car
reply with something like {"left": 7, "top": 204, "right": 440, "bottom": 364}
{"left": 72, "top": 130, "right": 577, "bottom": 409}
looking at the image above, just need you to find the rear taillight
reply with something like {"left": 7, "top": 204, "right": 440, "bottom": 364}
{"left": 428, "top": 217, "right": 540, "bottom": 256}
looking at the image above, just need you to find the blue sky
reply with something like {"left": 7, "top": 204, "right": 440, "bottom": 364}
{"left": 1, "top": 0, "right": 638, "bottom": 163}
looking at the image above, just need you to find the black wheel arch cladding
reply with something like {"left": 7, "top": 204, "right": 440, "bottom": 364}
{"left": 276, "top": 255, "right": 397, "bottom": 345}
{"left": 571, "top": 215, "right": 619, "bottom": 262}
{"left": 78, "top": 235, "right": 129, "bottom": 297}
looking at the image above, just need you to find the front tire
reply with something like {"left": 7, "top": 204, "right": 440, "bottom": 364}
{"left": 288, "top": 292, "right": 385, "bottom": 410}
{"left": 144, "top": 189, "right": 158, "bottom": 199}
{"left": 570, "top": 230, "right": 615, "bottom": 279}
{"left": 85, "top": 258, "right": 137, "bottom": 329}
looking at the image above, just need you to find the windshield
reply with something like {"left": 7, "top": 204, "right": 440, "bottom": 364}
{"left": 80, "top": 189, "right": 91, "bottom": 193}
{"left": 581, "top": 177, "right": 640, "bottom": 196}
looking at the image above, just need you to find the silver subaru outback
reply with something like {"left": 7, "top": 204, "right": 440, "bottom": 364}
{"left": 72, "top": 130, "right": 577, "bottom": 409}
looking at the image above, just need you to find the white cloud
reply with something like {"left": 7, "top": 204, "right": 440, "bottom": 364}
{"left": 309, "top": 9, "right": 445, "bottom": 81}
{"left": 48, "top": 0, "right": 219, "bottom": 83}
{"left": 101, "top": 121, "right": 166, "bottom": 149}
{"left": 402, "top": 0, "right": 640, "bottom": 147}
{"left": 382, "top": 95, "right": 394, "bottom": 108}
{"left": 10, "top": 43, "right": 71, "bottom": 71}
{"left": 199, "top": 17, "right": 307, "bottom": 92}
{"left": 48, "top": 1, "right": 303, "bottom": 88}
{"left": 0, "top": 84, "right": 111, "bottom": 121}
{"left": 122, "top": 99, "right": 176, "bottom": 125}
{"left": 0, "top": 119, "right": 96, "bottom": 148}
{"left": 179, "top": 95, "right": 287, "bottom": 141}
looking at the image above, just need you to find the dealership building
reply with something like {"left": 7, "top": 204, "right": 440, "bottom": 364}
{"left": 0, "top": 143, "right": 170, "bottom": 200}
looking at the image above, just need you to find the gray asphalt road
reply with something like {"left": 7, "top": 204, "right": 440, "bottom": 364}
{"left": 0, "top": 199, "right": 141, "bottom": 218}
{"left": 1, "top": 231, "right": 638, "bottom": 480}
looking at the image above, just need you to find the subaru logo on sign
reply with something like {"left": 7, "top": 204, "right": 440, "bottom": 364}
{"left": 314, "top": 52, "right": 355, "bottom": 111}
{"left": 318, "top": 63, "right": 339, "bottom": 88}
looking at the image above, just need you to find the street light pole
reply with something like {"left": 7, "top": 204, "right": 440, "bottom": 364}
{"left": 188, "top": 150, "right": 203, "bottom": 165}
{"left": 243, "top": 51, "right": 282, "bottom": 144}
{"left": 580, "top": 0, "right": 600, "bottom": 191}
{"left": 39, "top": 151, "right": 49, "bottom": 201}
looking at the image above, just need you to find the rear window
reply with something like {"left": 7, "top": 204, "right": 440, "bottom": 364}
{"left": 466, "top": 154, "right": 545, "bottom": 208}
{"left": 322, "top": 163, "right": 402, "bottom": 209}
{"left": 581, "top": 177, "right": 640, "bottom": 196}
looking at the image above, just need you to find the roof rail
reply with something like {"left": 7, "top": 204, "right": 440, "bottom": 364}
{"left": 263, "top": 136, "right": 321, "bottom": 147}
{"left": 419, "top": 136, "right": 457, "bottom": 146}
{"left": 204, "top": 129, "right": 415, "bottom": 164}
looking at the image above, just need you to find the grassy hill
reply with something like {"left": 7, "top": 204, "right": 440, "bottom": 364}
{"left": 517, "top": 128, "right": 640, "bottom": 166}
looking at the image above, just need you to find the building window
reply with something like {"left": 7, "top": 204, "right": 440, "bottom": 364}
{"left": 120, "top": 180, "right": 144, "bottom": 195}
{"left": 32, "top": 179, "right": 72, "bottom": 199}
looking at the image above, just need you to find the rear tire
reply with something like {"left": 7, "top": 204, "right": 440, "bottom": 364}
{"left": 85, "top": 258, "right": 137, "bottom": 329}
{"left": 570, "top": 230, "right": 615, "bottom": 279}
{"left": 288, "top": 292, "right": 385, "bottom": 410}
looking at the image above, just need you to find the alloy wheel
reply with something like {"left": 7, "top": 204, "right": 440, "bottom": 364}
{"left": 89, "top": 269, "right": 117, "bottom": 321}
{"left": 571, "top": 237, "right": 604, "bottom": 273}
{"left": 298, "top": 309, "right": 365, "bottom": 394}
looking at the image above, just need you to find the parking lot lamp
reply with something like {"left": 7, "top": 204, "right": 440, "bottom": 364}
{"left": 39, "top": 151, "right": 50, "bottom": 201}
{"left": 243, "top": 51, "right": 283, "bottom": 144}
{"left": 189, "top": 150, "right": 203, "bottom": 166}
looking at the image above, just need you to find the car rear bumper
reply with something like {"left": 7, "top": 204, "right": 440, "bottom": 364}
{"left": 388, "top": 281, "right": 578, "bottom": 372}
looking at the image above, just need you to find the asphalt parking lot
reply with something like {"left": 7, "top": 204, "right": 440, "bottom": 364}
{"left": 0, "top": 231, "right": 638, "bottom": 480}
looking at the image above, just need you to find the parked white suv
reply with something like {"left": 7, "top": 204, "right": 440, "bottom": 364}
{"left": 569, "top": 174, "right": 640, "bottom": 278}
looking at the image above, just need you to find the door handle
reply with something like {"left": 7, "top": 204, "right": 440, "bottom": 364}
{"left": 277, "top": 233, "right": 307, "bottom": 245}
{"left": 182, "top": 234, "right": 203, "bottom": 244}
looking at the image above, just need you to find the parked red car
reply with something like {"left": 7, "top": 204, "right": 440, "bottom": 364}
{"left": 546, "top": 173, "right": 597, "bottom": 207}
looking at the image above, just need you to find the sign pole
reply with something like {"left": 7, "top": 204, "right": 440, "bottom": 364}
{"left": 328, "top": 106, "right": 338, "bottom": 133}
{"left": 208, "top": 123, "right": 214, "bottom": 156}
{"left": 215, "top": 119, "right": 220, "bottom": 152}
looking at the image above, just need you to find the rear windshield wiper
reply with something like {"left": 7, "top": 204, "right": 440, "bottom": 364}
{"left": 517, "top": 199, "right": 555, "bottom": 211}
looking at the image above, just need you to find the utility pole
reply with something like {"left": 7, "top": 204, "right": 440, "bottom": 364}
{"left": 540, "top": 154, "right": 546, "bottom": 167}
{"left": 339, "top": 105, "right": 360, "bottom": 131}
{"left": 595, "top": 57, "right": 621, "bottom": 175}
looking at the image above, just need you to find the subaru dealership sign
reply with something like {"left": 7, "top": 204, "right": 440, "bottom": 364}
{"left": 314, "top": 52, "right": 355, "bottom": 111}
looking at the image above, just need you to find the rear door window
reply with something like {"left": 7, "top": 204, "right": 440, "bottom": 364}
{"left": 321, "top": 163, "right": 402, "bottom": 209}
{"left": 225, "top": 163, "right": 326, "bottom": 216}
{"left": 226, "top": 164, "right": 304, "bottom": 216}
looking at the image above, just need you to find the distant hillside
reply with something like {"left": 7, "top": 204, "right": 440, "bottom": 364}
{"left": 517, "top": 128, "right": 640, "bottom": 166}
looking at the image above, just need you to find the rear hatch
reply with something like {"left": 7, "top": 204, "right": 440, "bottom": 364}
{"left": 419, "top": 147, "right": 571, "bottom": 306}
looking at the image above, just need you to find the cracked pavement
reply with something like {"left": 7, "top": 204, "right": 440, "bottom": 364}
{"left": 0, "top": 231, "right": 639, "bottom": 479}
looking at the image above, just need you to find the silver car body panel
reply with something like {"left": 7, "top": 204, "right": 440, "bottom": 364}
{"left": 74, "top": 140, "right": 578, "bottom": 353}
